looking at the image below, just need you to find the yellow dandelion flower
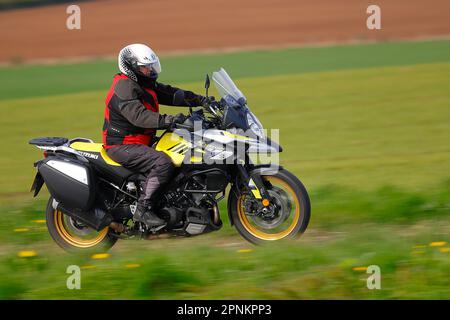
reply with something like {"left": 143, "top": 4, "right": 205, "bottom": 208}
{"left": 32, "top": 220, "right": 46, "bottom": 224}
{"left": 91, "top": 253, "right": 110, "bottom": 260}
{"left": 237, "top": 249, "right": 252, "bottom": 253}
{"left": 439, "top": 247, "right": 450, "bottom": 253}
{"left": 125, "top": 264, "right": 141, "bottom": 269}
{"left": 352, "top": 266, "right": 368, "bottom": 271}
{"left": 430, "top": 241, "right": 446, "bottom": 247}
{"left": 14, "top": 228, "right": 29, "bottom": 232}
{"left": 18, "top": 251, "right": 37, "bottom": 258}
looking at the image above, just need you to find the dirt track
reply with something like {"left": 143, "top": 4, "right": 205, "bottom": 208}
{"left": 0, "top": 0, "right": 449, "bottom": 63}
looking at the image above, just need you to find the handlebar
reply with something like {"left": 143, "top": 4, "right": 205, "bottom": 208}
{"left": 173, "top": 122, "right": 194, "bottom": 130}
{"left": 170, "top": 100, "right": 224, "bottom": 131}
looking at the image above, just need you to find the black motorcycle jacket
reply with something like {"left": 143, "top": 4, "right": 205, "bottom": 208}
{"left": 103, "top": 73, "right": 204, "bottom": 148}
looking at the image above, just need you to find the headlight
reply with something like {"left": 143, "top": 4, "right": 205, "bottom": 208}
{"left": 247, "top": 112, "right": 265, "bottom": 138}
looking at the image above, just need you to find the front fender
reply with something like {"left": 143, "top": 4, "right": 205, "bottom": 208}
{"left": 249, "top": 164, "right": 284, "bottom": 176}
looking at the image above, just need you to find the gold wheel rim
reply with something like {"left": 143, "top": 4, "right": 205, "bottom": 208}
{"left": 237, "top": 176, "right": 300, "bottom": 241}
{"left": 54, "top": 210, "right": 109, "bottom": 248}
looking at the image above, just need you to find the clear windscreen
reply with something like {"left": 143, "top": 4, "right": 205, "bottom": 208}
{"left": 212, "top": 68, "right": 265, "bottom": 138}
{"left": 212, "top": 68, "right": 246, "bottom": 105}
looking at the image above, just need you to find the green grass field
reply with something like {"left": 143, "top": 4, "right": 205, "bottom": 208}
{"left": 0, "top": 40, "right": 449, "bottom": 299}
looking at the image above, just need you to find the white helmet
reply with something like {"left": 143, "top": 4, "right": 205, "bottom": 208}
{"left": 118, "top": 44, "right": 161, "bottom": 82}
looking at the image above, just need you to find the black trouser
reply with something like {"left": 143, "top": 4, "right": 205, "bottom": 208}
{"left": 106, "top": 144, "right": 174, "bottom": 204}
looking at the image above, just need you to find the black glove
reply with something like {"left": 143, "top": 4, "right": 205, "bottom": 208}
{"left": 159, "top": 113, "right": 186, "bottom": 129}
{"left": 173, "top": 113, "right": 187, "bottom": 124}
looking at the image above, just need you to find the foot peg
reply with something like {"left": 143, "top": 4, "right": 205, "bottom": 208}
{"left": 109, "top": 221, "right": 129, "bottom": 233}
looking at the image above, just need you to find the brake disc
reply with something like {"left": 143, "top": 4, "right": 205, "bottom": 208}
{"left": 250, "top": 188, "right": 291, "bottom": 229}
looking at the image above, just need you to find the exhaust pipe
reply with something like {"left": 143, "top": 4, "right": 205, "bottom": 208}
{"left": 54, "top": 201, "right": 113, "bottom": 231}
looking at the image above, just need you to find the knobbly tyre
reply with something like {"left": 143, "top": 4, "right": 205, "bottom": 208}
{"left": 29, "top": 68, "right": 311, "bottom": 252}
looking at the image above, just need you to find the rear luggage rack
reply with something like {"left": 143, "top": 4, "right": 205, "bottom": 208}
{"left": 29, "top": 137, "right": 68, "bottom": 147}
{"left": 29, "top": 137, "right": 95, "bottom": 163}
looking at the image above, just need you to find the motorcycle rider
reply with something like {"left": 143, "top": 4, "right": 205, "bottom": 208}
{"left": 103, "top": 43, "right": 209, "bottom": 227}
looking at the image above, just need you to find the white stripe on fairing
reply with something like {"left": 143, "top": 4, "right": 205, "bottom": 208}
{"left": 47, "top": 160, "right": 88, "bottom": 185}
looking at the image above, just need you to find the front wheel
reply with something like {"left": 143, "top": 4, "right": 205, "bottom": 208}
{"left": 45, "top": 197, "right": 117, "bottom": 252}
{"left": 228, "top": 169, "right": 311, "bottom": 244}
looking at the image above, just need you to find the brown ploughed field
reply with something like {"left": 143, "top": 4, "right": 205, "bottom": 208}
{"left": 0, "top": 0, "right": 449, "bottom": 63}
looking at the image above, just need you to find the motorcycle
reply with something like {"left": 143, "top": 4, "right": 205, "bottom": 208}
{"left": 29, "top": 68, "right": 310, "bottom": 252}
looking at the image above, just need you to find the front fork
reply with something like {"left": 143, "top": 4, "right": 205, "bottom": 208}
{"left": 236, "top": 164, "right": 271, "bottom": 202}
{"left": 226, "top": 164, "right": 273, "bottom": 226}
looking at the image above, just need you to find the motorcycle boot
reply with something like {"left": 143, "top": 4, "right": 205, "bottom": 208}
{"left": 134, "top": 200, "right": 166, "bottom": 228}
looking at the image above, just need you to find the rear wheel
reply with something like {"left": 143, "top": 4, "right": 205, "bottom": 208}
{"left": 229, "top": 169, "right": 310, "bottom": 244}
{"left": 45, "top": 197, "right": 117, "bottom": 252}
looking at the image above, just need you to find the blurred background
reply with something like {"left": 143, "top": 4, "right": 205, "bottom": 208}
{"left": 0, "top": 0, "right": 449, "bottom": 299}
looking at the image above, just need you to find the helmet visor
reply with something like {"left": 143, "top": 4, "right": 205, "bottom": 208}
{"left": 136, "top": 59, "right": 161, "bottom": 77}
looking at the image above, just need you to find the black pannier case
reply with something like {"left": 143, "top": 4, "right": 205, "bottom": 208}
{"left": 38, "top": 157, "right": 95, "bottom": 211}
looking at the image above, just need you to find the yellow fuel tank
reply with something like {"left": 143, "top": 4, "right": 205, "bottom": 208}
{"left": 155, "top": 132, "right": 197, "bottom": 167}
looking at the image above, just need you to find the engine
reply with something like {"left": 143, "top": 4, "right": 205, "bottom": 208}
{"left": 159, "top": 168, "right": 228, "bottom": 235}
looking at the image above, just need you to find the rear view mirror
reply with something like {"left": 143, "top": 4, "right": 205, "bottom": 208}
{"left": 205, "top": 74, "right": 210, "bottom": 97}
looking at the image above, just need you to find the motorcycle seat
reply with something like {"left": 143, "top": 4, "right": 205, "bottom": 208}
{"left": 70, "top": 142, "right": 135, "bottom": 185}
{"left": 70, "top": 142, "right": 121, "bottom": 165}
